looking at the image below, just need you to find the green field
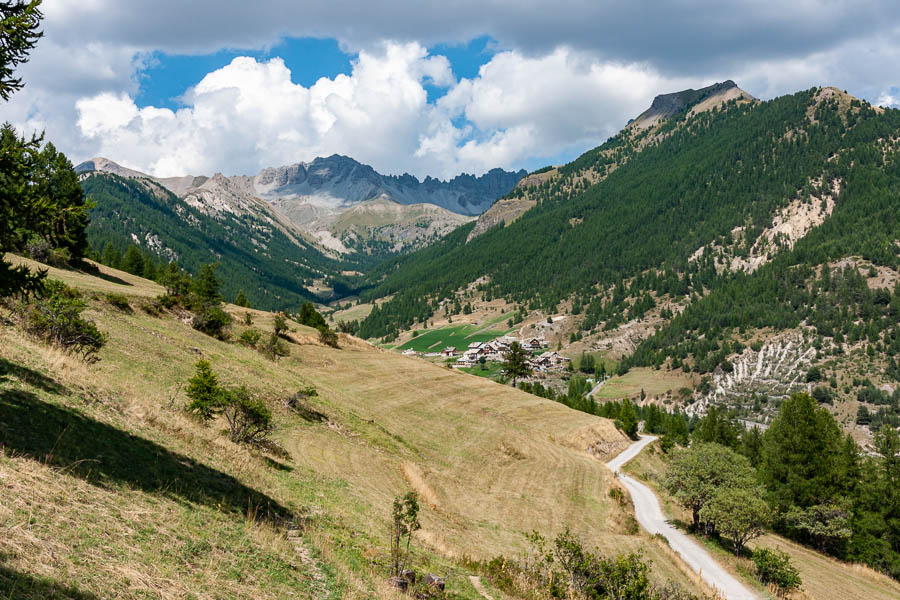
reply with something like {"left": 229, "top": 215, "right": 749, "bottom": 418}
{"left": 459, "top": 362, "right": 506, "bottom": 380}
{"left": 593, "top": 367, "right": 694, "bottom": 400}
{"left": 397, "top": 323, "right": 512, "bottom": 352}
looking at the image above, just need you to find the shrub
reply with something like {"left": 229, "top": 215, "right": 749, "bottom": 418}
{"left": 259, "top": 332, "right": 289, "bottom": 360}
{"left": 318, "top": 326, "right": 339, "bottom": 348}
{"left": 191, "top": 303, "right": 232, "bottom": 340}
{"left": 17, "top": 280, "right": 106, "bottom": 361}
{"left": 155, "top": 293, "right": 179, "bottom": 309}
{"left": 104, "top": 292, "right": 131, "bottom": 311}
{"left": 752, "top": 548, "right": 801, "bottom": 597}
{"left": 389, "top": 492, "right": 421, "bottom": 577}
{"left": 285, "top": 385, "right": 322, "bottom": 418}
{"left": 24, "top": 235, "right": 52, "bottom": 263}
{"left": 222, "top": 386, "right": 273, "bottom": 445}
{"left": 805, "top": 366, "right": 823, "bottom": 383}
{"left": 238, "top": 328, "right": 262, "bottom": 348}
{"left": 273, "top": 313, "right": 288, "bottom": 336}
{"left": 243, "top": 312, "right": 253, "bottom": 325}
{"left": 186, "top": 359, "right": 225, "bottom": 420}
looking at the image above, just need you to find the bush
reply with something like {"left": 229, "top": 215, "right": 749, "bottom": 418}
{"left": 318, "top": 326, "right": 339, "bottom": 348}
{"left": 238, "top": 328, "right": 262, "bottom": 348}
{"left": 17, "top": 280, "right": 106, "bottom": 361}
{"left": 273, "top": 313, "right": 288, "bottom": 336}
{"left": 222, "top": 386, "right": 273, "bottom": 445}
{"left": 24, "top": 235, "right": 52, "bottom": 263}
{"left": 260, "top": 332, "right": 289, "bottom": 360}
{"left": 192, "top": 303, "right": 232, "bottom": 340}
{"left": 286, "top": 386, "right": 326, "bottom": 422}
{"left": 752, "top": 548, "right": 801, "bottom": 597}
{"left": 811, "top": 385, "right": 833, "bottom": 404}
{"left": 104, "top": 292, "right": 131, "bottom": 311}
{"left": 184, "top": 361, "right": 274, "bottom": 445}
{"left": 155, "top": 293, "right": 179, "bottom": 309}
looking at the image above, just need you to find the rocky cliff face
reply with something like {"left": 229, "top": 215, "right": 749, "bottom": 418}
{"left": 248, "top": 155, "right": 525, "bottom": 217}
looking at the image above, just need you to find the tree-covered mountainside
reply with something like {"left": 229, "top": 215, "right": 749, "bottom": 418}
{"left": 82, "top": 172, "right": 364, "bottom": 310}
{"left": 356, "top": 87, "right": 900, "bottom": 351}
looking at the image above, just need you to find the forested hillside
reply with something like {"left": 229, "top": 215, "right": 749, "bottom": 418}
{"left": 356, "top": 88, "right": 900, "bottom": 364}
{"left": 83, "top": 173, "right": 365, "bottom": 310}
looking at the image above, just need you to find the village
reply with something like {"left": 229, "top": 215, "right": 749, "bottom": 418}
{"left": 401, "top": 335, "right": 572, "bottom": 374}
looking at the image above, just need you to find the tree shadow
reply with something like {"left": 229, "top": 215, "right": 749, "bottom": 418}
{"left": 0, "top": 358, "right": 68, "bottom": 395}
{"left": 0, "top": 387, "right": 291, "bottom": 523}
{"left": 0, "top": 554, "right": 101, "bottom": 600}
{"left": 75, "top": 261, "right": 133, "bottom": 287}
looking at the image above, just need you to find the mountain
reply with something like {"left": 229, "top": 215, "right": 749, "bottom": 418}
{"left": 355, "top": 83, "right": 900, "bottom": 438}
{"left": 77, "top": 155, "right": 524, "bottom": 256}
{"left": 312, "top": 194, "right": 475, "bottom": 254}
{"left": 466, "top": 81, "right": 755, "bottom": 242}
{"left": 77, "top": 171, "right": 365, "bottom": 310}
{"left": 248, "top": 154, "right": 525, "bottom": 217}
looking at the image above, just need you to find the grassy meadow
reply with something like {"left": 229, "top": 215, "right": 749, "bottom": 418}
{"left": 0, "top": 257, "right": 713, "bottom": 598}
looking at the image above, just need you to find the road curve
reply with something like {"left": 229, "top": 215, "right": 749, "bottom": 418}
{"left": 606, "top": 436, "right": 758, "bottom": 600}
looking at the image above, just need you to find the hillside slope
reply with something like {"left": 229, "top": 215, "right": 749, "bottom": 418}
{"left": 355, "top": 84, "right": 900, "bottom": 438}
{"left": 81, "top": 172, "right": 365, "bottom": 310}
{"left": 1, "top": 257, "right": 712, "bottom": 598}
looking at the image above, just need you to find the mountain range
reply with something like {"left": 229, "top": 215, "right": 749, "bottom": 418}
{"left": 76, "top": 155, "right": 524, "bottom": 255}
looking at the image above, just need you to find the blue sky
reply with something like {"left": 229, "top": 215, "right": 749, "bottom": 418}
{"left": 8, "top": 1, "right": 900, "bottom": 179}
{"left": 136, "top": 35, "right": 500, "bottom": 109}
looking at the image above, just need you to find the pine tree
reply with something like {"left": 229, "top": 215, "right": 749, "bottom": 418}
{"left": 185, "top": 360, "right": 224, "bottom": 420}
{"left": 618, "top": 398, "right": 639, "bottom": 439}
{"left": 102, "top": 242, "right": 121, "bottom": 269}
{"left": 192, "top": 263, "right": 222, "bottom": 304}
{"left": 121, "top": 246, "right": 144, "bottom": 276}
{"left": 0, "top": 0, "right": 43, "bottom": 101}
{"left": 501, "top": 341, "right": 532, "bottom": 386}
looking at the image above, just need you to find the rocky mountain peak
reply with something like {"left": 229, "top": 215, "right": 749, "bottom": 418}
{"left": 629, "top": 80, "right": 755, "bottom": 131}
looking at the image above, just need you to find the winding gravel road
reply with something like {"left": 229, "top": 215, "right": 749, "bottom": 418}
{"left": 606, "top": 436, "right": 758, "bottom": 600}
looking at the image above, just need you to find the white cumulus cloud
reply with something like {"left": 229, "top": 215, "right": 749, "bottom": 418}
{"left": 69, "top": 42, "right": 705, "bottom": 178}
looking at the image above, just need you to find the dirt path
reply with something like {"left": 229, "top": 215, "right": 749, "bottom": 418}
{"left": 468, "top": 575, "right": 496, "bottom": 600}
{"left": 606, "top": 436, "right": 758, "bottom": 600}
{"left": 287, "top": 526, "right": 330, "bottom": 599}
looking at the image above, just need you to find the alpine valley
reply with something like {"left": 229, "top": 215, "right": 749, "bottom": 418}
{"left": 6, "top": 12, "right": 900, "bottom": 595}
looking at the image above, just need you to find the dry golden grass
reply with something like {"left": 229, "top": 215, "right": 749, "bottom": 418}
{"left": 0, "top": 260, "right": 711, "bottom": 597}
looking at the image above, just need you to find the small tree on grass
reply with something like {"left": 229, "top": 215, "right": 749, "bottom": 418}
{"left": 389, "top": 492, "right": 421, "bottom": 577}
{"left": 700, "top": 487, "right": 770, "bottom": 555}
{"left": 318, "top": 326, "right": 339, "bottom": 348}
{"left": 260, "top": 332, "right": 289, "bottom": 360}
{"left": 502, "top": 341, "right": 532, "bottom": 386}
{"left": 752, "top": 548, "right": 801, "bottom": 598}
{"left": 222, "top": 386, "right": 273, "bottom": 445}
{"left": 186, "top": 359, "right": 225, "bottom": 419}
{"left": 616, "top": 398, "right": 639, "bottom": 440}
{"left": 273, "top": 313, "right": 288, "bottom": 336}
{"left": 185, "top": 361, "right": 274, "bottom": 446}
{"left": 234, "top": 289, "right": 248, "bottom": 307}
{"left": 663, "top": 442, "right": 756, "bottom": 531}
